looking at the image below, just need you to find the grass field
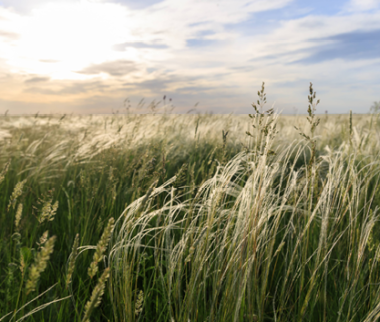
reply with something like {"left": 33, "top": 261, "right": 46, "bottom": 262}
{"left": 1, "top": 83, "right": 380, "bottom": 321}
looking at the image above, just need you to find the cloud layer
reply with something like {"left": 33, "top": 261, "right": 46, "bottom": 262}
{"left": 0, "top": 0, "right": 379, "bottom": 114}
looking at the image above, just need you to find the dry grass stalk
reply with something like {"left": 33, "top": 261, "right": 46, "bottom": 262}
{"left": 88, "top": 217, "right": 115, "bottom": 279}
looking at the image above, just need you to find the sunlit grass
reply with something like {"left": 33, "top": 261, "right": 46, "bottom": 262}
{"left": 1, "top": 83, "right": 380, "bottom": 321}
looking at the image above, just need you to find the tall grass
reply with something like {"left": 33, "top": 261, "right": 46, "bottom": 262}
{"left": 1, "top": 83, "right": 380, "bottom": 321}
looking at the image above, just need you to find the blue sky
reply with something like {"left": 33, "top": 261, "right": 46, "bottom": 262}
{"left": 0, "top": 0, "right": 379, "bottom": 114}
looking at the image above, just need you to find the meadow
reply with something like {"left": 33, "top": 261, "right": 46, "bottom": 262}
{"left": 1, "top": 83, "right": 380, "bottom": 321}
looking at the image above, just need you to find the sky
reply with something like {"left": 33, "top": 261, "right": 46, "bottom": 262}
{"left": 0, "top": 0, "right": 379, "bottom": 114}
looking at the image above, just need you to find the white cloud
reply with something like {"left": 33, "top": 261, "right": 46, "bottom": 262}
{"left": 0, "top": 0, "right": 294, "bottom": 80}
{"left": 243, "top": 12, "right": 380, "bottom": 60}
{"left": 126, "top": 0, "right": 294, "bottom": 47}
{"left": 0, "top": 0, "right": 78, "bottom": 15}
{"left": 344, "top": 0, "right": 380, "bottom": 12}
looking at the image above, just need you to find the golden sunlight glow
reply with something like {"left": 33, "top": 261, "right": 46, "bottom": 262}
{"left": 2, "top": 0, "right": 138, "bottom": 80}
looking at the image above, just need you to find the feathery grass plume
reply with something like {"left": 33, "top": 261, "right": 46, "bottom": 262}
{"left": 135, "top": 290, "right": 144, "bottom": 317}
{"left": 25, "top": 235, "right": 56, "bottom": 295}
{"left": 14, "top": 203, "right": 23, "bottom": 231}
{"left": 0, "top": 159, "right": 10, "bottom": 185}
{"left": 82, "top": 267, "right": 110, "bottom": 322}
{"left": 8, "top": 179, "right": 27, "bottom": 211}
{"left": 66, "top": 233, "right": 80, "bottom": 289}
{"left": 88, "top": 217, "right": 115, "bottom": 278}
{"left": 38, "top": 200, "right": 58, "bottom": 224}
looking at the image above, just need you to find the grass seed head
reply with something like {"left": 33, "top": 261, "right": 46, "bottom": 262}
{"left": 8, "top": 179, "right": 27, "bottom": 211}
{"left": 25, "top": 235, "right": 56, "bottom": 295}
{"left": 66, "top": 233, "right": 80, "bottom": 289}
{"left": 38, "top": 200, "right": 59, "bottom": 224}
{"left": 135, "top": 290, "right": 144, "bottom": 317}
{"left": 0, "top": 159, "right": 10, "bottom": 185}
{"left": 37, "top": 230, "right": 49, "bottom": 249}
{"left": 88, "top": 217, "right": 115, "bottom": 278}
{"left": 82, "top": 267, "right": 110, "bottom": 322}
{"left": 14, "top": 203, "right": 23, "bottom": 231}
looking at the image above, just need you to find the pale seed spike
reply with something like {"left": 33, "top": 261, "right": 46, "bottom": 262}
{"left": 8, "top": 179, "right": 27, "bottom": 211}
{"left": 82, "top": 268, "right": 110, "bottom": 322}
{"left": 15, "top": 203, "right": 23, "bottom": 231}
{"left": 88, "top": 217, "right": 115, "bottom": 279}
{"left": 25, "top": 235, "right": 56, "bottom": 295}
{"left": 135, "top": 290, "right": 144, "bottom": 317}
{"left": 66, "top": 233, "right": 80, "bottom": 289}
{"left": 0, "top": 159, "right": 11, "bottom": 185}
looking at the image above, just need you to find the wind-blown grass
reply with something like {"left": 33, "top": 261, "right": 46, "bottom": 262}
{"left": 1, "top": 82, "right": 380, "bottom": 321}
